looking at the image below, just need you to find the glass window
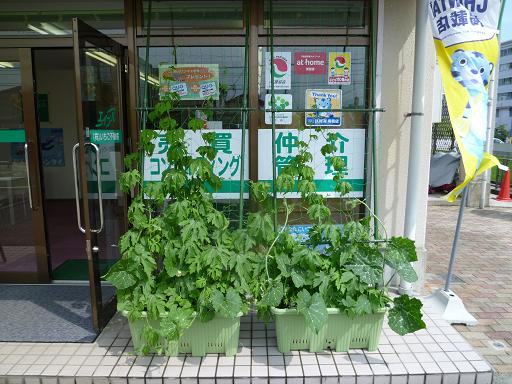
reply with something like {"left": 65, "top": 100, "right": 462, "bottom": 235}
{"left": 138, "top": 46, "right": 249, "bottom": 211}
{"left": 498, "top": 92, "right": 512, "bottom": 101}
{"left": 142, "top": 1, "right": 243, "bottom": 32}
{"left": 500, "top": 47, "right": 512, "bottom": 57}
{"left": 139, "top": 46, "right": 246, "bottom": 114}
{"left": 498, "top": 77, "right": 512, "bottom": 86}
{"left": 264, "top": 0, "right": 366, "bottom": 29}
{"left": 0, "top": 1, "right": 125, "bottom": 37}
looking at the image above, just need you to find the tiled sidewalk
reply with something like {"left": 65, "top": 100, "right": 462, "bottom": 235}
{"left": 0, "top": 302, "right": 492, "bottom": 384}
{"left": 425, "top": 205, "right": 512, "bottom": 377}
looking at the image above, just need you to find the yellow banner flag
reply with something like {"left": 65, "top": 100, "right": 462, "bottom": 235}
{"left": 429, "top": 1, "right": 501, "bottom": 202}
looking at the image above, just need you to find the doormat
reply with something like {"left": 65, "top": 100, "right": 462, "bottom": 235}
{"left": 52, "top": 259, "right": 117, "bottom": 281}
{"left": 0, "top": 284, "right": 114, "bottom": 342}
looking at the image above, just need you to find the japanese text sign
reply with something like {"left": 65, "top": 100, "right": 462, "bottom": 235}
{"left": 144, "top": 129, "right": 249, "bottom": 199}
{"left": 258, "top": 128, "right": 365, "bottom": 198}
{"left": 294, "top": 52, "right": 326, "bottom": 75}
{"left": 86, "top": 143, "right": 118, "bottom": 200}
{"left": 95, "top": 106, "right": 117, "bottom": 129}
{"left": 159, "top": 64, "right": 219, "bottom": 101}
{"left": 90, "top": 129, "right": 122, "bottom": 144}
{"left": 430, "top": 1, "right": 499, "bottom": 47}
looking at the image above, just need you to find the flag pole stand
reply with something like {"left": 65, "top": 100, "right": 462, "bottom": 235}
{"left": 424, "top": 187, "right": 477, "bottom": 326}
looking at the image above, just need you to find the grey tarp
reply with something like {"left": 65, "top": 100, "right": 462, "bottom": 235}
{"left": 429, "top": 151, "right": 461, "bottom": 188}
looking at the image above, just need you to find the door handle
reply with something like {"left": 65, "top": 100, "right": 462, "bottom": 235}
{"left": 88, "top": 142, "right": 104, "bottom": 234}
{"left": 72, "top": 143, "right": 85, "bottom": 233}
{"left": 24, "top": 143, "right": 33, "bottom": 209}
{"left": 72, "top": 142, "right": 104, "bottom": 234}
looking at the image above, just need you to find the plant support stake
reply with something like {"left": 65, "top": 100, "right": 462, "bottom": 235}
{"left": 370, "top": 0, "right": 380, "bottom": 239}
{"left": 269, "top": 0, "right": 278, "bottom": 233}
{"left": 238, "top": 0, "right": 250, "bottom": 228}
{"left": 138, "top": 0, "right": 153, "bottom": 196}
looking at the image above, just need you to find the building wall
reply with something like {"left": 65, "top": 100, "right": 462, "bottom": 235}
{"left": 496, "top": 40, "right": 512, "bottom": 136}
{"left": 378, "top": 0, "right": 436, "bottom": 291}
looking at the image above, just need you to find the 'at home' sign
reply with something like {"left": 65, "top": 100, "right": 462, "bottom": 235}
{"left": 294, "top": 52, "right": 326, "bottom": 75}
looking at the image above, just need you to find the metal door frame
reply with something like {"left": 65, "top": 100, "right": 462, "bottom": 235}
{"left": 72, "top": 18, "right": 127, "bottom": 330}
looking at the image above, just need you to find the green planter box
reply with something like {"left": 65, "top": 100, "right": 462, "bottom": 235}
{"left": 125, "top": 313, "right": 241, "bottom": 357}
{"left": 271, "top": 307, "right": 386, "bottom": 353}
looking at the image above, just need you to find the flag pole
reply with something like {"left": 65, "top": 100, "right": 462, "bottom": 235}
{"left": 425, "top": 185, "right": 477, "bottom": 325}
{"left": 444, "top": 187, "right": 468, "bottom": 292}
{"left": 425, "top": 1, "right": 505, "bottom": 325}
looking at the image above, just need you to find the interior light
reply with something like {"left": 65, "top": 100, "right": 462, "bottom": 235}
{"left": 0, "top": 62, "right": 14, "bottom": 69}
{"left": 139, "top": 71, "right": 159, "bottom": 86}
{"left": 28, "top": 24, "right": 49, "bottom": 35}
{"left": 40, "top": 22, "right": 68, "bottom": 36}
{"left": 85, "top": 51, "right": 116, "bottom": 67}
{"left": 94, "top": 51, "right": 118, "bottom": 65}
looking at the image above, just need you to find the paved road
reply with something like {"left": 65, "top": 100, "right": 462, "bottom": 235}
{"left": 425, "top": 204, "right": 512, "bottom": 376}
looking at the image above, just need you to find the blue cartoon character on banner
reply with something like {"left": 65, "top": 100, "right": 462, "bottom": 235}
{"left": 450, "top": 49, "right": 493, "bottom": 166}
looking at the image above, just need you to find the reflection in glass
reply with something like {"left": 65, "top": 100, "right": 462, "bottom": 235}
{"left": 138, "top": 46, "right": 249, "bottom": 222}
{"left": 264, "top": 0, "right": 366, "bottom": 29}
{"left": 0, "top": 1, "right": 125, "bottom": 37}
{"left": 0, "top": 61, "right": 38, "bottom": 273}
{"left": 81, "top": 47, "right": 124, "bottom": 264}
{"left": 143, "top": 1, "right": 243, "bottom": 30}
{"left": 139, "top": 46, "right": 246, "bottom": 128}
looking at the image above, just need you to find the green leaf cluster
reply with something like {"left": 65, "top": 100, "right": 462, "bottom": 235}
{"left": 105, "top": 95, "right": 256, "bottom": 355}
{"left": 108, "top": 93, "right": 426, "bottom": 354}
{"left": 248, "top": 130, "right": 426, "bottom": 337}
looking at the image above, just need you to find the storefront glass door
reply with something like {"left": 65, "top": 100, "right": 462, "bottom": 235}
{"left": 72, "top": 18, "right": 127, "bottom": 330}
{"left": 0, "top": 48, "right": 48, "bottom": 283}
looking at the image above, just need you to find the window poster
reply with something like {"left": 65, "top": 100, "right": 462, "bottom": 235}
{"left": 159, "top": 64, "right": 219, "bottom": 101}
{"left": 264, "top": 94, "right": 292, "bottom": 125}
{"left": 144, "top": 130, "right": 249, "bottom": 199}
{"left": 305, "top": 89, "right": 342, "bottom": 127}
{"left": 294, "top": 52, "right": 327, "bottom": 75}
{"left": 265, "top": 52, "right": 291, "bottom": 90}
{"left": 86, "top": 143, "right": 118, "bottom": 200}
{"left": 258, "top": 129, "right": 365, "bottom": 198}
{"left": 328, "top": 52, "right": 351, "bottom": 85}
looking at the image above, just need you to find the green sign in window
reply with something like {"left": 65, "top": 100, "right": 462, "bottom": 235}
{"left": 0, "top": 129, "right": 25, "bottom": 143}
{"left": 90, "top": 129, "right": 122, "bottom": 144}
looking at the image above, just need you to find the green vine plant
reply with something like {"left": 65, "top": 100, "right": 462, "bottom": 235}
{"left": 104, "top": 90, "right": 258, "bottom": 355}
{"left": 248, "top": 125, "right": 426, "bottom": 336}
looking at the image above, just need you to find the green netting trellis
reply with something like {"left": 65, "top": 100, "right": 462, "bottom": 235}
{"left": 138, "top": 0, "right": 384, "bottom": 239}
